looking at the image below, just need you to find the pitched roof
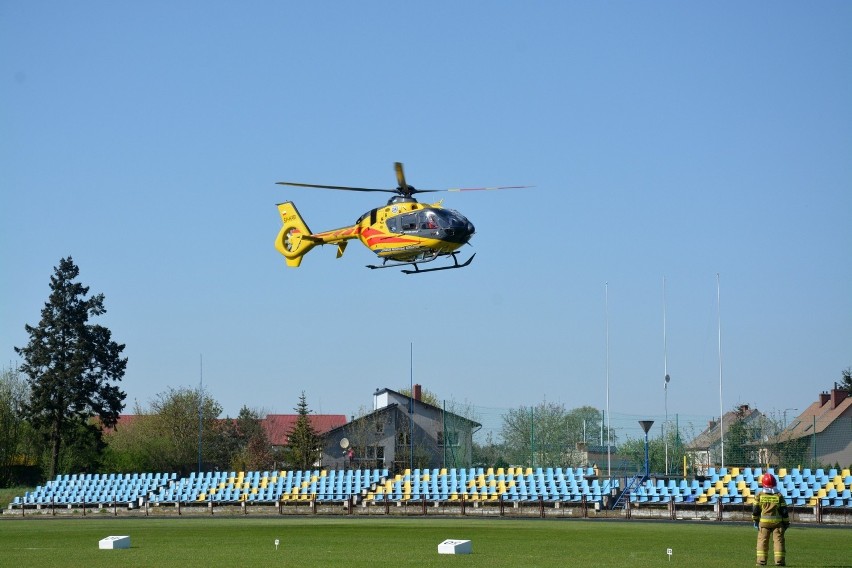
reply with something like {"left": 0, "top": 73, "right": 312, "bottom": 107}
{"left": 103, "top": 413, "right": 348, "bottom": 446}
{"left": 688, "top": 405, "right": 762, "bottom": 450}
{"left": 373, "top": 387, "right": 481, "bottom": 427}
{"left": 777, "top": 388, "right": 852, "bottom": 442}
{"left": 262, "top": 414, "right": 347, "bottom": 446}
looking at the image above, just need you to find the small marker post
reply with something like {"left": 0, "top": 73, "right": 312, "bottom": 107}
{"left": 667, "top": 548, "right": 672, "bottom": 561}
{"left": 275, "top": 539, "right": 280, "bottom": 551}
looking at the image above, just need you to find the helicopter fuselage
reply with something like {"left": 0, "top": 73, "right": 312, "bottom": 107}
{"left": 274, "top": 198, "right": 475, "bottom": 268}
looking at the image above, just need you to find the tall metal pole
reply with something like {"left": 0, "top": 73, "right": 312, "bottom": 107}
{"left": 605, "top": 282, "right": 611, "bottom": 479}
{"left": 198, "top": 354, "right": 203, "bottom": 474}
{"left": 663, "top": 276, "right": 669, "bottom": 475}
{"left": 717, "top": 273, "right": 724, "bottom": 469}
{"left": 409, "top": 342, "right": 414, "bottom": 473}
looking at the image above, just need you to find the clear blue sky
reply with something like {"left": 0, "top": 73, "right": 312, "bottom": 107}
{"left": 2, "top": 2, "right": 850, "bottom": 437}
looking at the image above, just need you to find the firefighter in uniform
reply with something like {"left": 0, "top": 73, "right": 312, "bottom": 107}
{"left": 751, "top": 472, "right": 790, "bottom": 566}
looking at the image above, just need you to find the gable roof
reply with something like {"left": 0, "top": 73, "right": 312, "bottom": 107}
{"left": 103, "top": 413, "right": 347, "bottom": 447}
{"left": 373, "top": 387, "right": 481, "bottom": 427}
{"left": 688, "top": 405, "right": 762, "bottom": 450}
{"left": 777, "top": 388, "right": 852, "bottom": 442}
{"left": 262, "top": 414, "right": 347, "bottom": 446}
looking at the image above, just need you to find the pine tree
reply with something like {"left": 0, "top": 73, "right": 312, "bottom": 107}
{"left": 840, "top": 367, "right": 852, "bottom": 394}
{"left": 15, "top": 257, "right": 127, "bottom": 479}
{"left": 284, "top": 392, "right": 321, "bottom": 470}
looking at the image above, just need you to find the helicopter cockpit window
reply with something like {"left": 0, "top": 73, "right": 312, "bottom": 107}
{"left": 419, "top": 211, "right": 440, "bottom": 230}
{"left": 399, "top": 213, "right": 418, "bottom": 232}
{"left": 433, "top": 209, "right": 466, "bottom": 228}
{"left": 386, "top": 216, "right": 400, "bottom": 233}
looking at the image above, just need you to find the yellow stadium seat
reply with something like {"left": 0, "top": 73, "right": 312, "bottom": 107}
{"left": 778, "top": 468, "right": 787, "bottom": 478}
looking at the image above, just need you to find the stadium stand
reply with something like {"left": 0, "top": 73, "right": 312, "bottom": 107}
{"left": 8, "top": 465, "right": 851, "bottom": 511}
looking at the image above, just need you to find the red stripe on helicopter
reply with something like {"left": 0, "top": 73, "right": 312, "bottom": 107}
{"left": 313, "top": 226, "right": 360, "bottom": 239}
{"left": 362, "top": 227, "right": 418, "bottom": 247}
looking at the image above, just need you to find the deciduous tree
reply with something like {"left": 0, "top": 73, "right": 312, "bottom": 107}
{"left": 0, "top": 366, "right": 30, "bottom": 486}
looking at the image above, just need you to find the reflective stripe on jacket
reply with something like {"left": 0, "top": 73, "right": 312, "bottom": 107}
{"left": 751, "top": 488, "right": 789, "bottom": 527}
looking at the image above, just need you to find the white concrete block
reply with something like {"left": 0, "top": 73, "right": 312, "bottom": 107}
{"left": 99, "top": 535, "right": 130, "bottom": 550}
{"left": 438, "top": 539, "right": 472, "bottom": 555}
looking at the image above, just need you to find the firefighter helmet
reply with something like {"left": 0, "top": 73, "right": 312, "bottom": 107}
{"left": 761, "top": 473, "right": 777, "bottom": 488}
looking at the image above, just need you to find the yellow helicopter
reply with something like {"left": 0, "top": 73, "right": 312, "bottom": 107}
{"left": 274, "top": 162, "right": 528, "bottom": 274}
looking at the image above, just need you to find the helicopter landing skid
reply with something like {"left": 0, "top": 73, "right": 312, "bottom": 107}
{"left": 400, "top": 252, "right": 475, "bottom": 274}
{"left": 367, "top": 252, "right": 475, "bottom": 274}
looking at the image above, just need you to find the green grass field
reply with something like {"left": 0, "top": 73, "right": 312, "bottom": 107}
{"left": 0, "top": 516, "right": 848, "bottom": 567}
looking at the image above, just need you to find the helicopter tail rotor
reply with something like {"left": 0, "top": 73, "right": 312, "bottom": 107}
{"left": 275, "top": 202, "right": 317, "bottom": 267}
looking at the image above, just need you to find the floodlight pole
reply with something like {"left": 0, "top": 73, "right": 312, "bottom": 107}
{"left": 409, "top": 342, "right": 414, "bottom": 473}
{"left": 198, "top": 354, "right": 203, "bottom": 474}
{"left": 639, "top": 420, "right": 654, "bottom": 481}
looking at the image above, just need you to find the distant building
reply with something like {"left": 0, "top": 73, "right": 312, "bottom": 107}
{"left": 687, "top": 404, "right": 766, "bottom": 474}
{"left": 775, "top": 387, "right": 852, "bottom": 468}
{"left": 321, "top": 385, "right": 481, "bottom": 473}
{"left": 262, "top": 414, "right": 347, "bottom": 450}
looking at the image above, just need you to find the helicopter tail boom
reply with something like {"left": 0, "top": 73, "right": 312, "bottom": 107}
{"left": 275, "top": 201, "right": 361, "bottom": 267}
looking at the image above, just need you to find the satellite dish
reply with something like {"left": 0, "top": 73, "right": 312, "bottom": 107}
{"left": 340, "top": 438, "right": 350, "bottom": 449}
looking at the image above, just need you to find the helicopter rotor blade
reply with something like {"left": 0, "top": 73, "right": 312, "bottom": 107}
{"left": 394, "top": 162, "right": 407, "bottom": 189}
{"left": 445, "top": 185, "right": 534, "bottom": 192}
{"left": 275, "top": 181, "right": 396, "bottom": 193}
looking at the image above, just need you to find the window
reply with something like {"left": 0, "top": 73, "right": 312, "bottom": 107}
{"left": 399, "top": 213, "right": 418, "bottom": 232}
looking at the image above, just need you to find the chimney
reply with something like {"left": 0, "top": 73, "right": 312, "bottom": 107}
{"left": 708, "top": 420, "right": 716, "bottom": 430}
{"left": 819, "top": 391, "right": 830, "bottom": 406}
{"left": 831, "top": 388, "right": 849, "bottom": 409}
{"left": 413, "top": 384, "right": 422, "bottom": 402}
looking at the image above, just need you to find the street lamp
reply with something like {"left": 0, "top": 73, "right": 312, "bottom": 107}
{"left": 639, "top": 420, "right": 655, "bottom": 480}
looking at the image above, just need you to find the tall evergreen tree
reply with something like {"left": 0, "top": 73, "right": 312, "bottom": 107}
{"left": 15, "top": 257, "right": 127, "bottom": 479}
{"left": 284, "top": 392, "right": 321, "bottom": 470}
{"left": 840, "top": 367, "right": 852, "bottom": 394}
